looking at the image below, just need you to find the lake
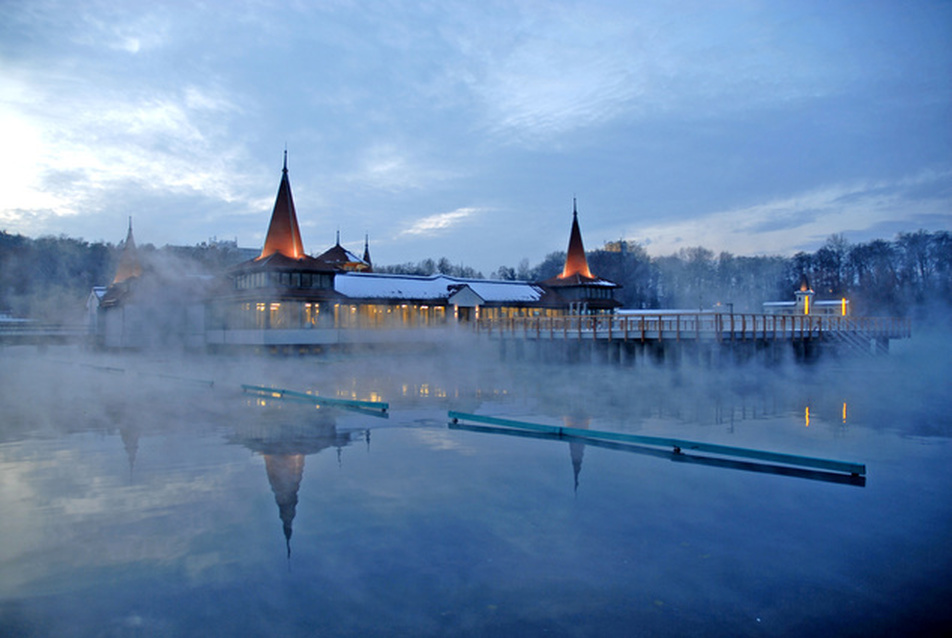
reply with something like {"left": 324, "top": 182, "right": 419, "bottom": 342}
{"left": 1, "top": 333, "right": 950, "bottom": 637}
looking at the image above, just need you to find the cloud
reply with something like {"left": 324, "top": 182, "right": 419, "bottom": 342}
{"left": 342, "top": 144, "right": 458, "bottom": 193}
{"left": 452, "top": 2, "right": 849, "bottom": 144}
{"left": 628, "top": 170, "right": 952, "bottom": 256}
{"left": 0, "top": 68, "right": 257, "bottom": 235}
{"left": 398, "top": 207, "right": 484, "bottom": 238}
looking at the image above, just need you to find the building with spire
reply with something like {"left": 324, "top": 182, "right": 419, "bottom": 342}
{"left": 112, "top": 217, "right": 143, "bottom": 284}
{"left": 95, "top": 155, "right": 620, "bottom": 350}
{"left": 539, "top": 200, "right": 620, "bottom": 314}
{"left": 207, "top": 153, "right": 339, "bottom": 336}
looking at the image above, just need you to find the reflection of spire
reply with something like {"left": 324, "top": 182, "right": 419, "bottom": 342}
{"left": 569, "top": 441, "right": 584, "bottom": 494}
{"left": 119, "top": 424, "right": 140, "bottom": 481}
{"left": 230, "top": 409, "right": 353, "bottom": 562}
{"left": 264, "top": 454, "right": 305, "bottom": 559}
{"left": 563, "top": 415, "right": 591, "bottom": 494}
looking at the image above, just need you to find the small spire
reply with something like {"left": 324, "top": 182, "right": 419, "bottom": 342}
{"left": 335, "top": 229, "right": 340, "bottom": 246}
{"left": 573, "top": 197, "right": 577, "bottom": 217}
{"left": 113, "top": 216, "right": 142, "bottom": 284}
{"left": 362, "top": 234, "right": 373, "bottom": 271}
{"left": 283, "top": 147, "right": 288, "bottom": 173}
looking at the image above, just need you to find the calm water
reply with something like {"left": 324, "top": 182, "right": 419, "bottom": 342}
{"left": 1, "top": 336, "right": 951, "bottom": 637}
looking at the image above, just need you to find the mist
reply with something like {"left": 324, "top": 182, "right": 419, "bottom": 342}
{"left": 2, "top": 317, "right": 951, "bottom": 636}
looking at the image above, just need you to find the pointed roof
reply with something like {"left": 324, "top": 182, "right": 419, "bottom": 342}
{"left": 362, "top": 234, "right": 373, "bottom": 272}
{"left": 560, "top": 199, "right": 594, "bottom": 280}
{"left": 258, "top": 151, "right": 305, "bottom": 260}
{"left": 112, "top": 217, "right": 142, "bottom": 284}
{"left": 315, "top": 233, "right": 372, "bottom": 272}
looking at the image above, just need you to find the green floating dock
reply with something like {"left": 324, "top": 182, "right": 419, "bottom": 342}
{"left": 448, "top": 411, "right": 865, "bottom": 477}
{"left": 242, "top": 384, "right": 389, "bottom": 413}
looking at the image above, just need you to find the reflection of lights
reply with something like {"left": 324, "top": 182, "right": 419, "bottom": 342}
{"left": 805, "top": 406, "right": 810, "bottom": 427}
{"left": 841, "top": 298, "right": 847, "bottom": 316}
{"left": 804, "top": 296, "right": 810, "bottom": 315}
{"left": 842, "top": 402, "right": 847, "bottom": 424}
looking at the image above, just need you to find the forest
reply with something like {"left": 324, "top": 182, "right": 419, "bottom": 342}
{"left": 1, "top": 229, "right": 949, "bottom": 324}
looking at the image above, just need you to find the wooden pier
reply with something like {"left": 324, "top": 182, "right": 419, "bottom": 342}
{"left": 476, "top": 313, "right": 911, "bottom": 364}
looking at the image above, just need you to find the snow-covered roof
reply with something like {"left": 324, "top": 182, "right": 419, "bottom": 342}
{"left": 334, "top": 272, "right": 544, "bottom": 304}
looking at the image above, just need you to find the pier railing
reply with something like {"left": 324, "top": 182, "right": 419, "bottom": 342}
{"left": 0, "top": 322, "right": 89, "bottom": 345}
{"left": 475, "top": 313, "right": 911, "bottom": 343}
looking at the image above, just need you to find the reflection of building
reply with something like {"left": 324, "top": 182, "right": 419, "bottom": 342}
{"left": 230, "top": 409, "right": 355, "bottom": 558}
{"left": 93, "top": 154, "right": 620, "bottom": 349}
{"left": 763, "top": 274, "right": 849, "bottom": 317}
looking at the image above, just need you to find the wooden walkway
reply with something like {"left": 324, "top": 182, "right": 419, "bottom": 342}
{"left": 476, "top": 313, "right": 910, "bottom": 346}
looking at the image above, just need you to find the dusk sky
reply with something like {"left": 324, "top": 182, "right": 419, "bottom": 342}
{"left": 1, "top": 1, "right": 949, "bottom": 273}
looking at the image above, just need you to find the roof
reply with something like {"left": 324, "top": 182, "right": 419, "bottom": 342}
{"left": 232, "top": 251, "right": 335, "bottom": 274}
{"left": 539, "top": 200, "right": 618, "bottom": 289}
{"left": 258, "top": 152, "right": 305, "bottom": 260}
{"left": 334, "top": 272, "right": 545, "bottom": 304}
{"left": 112, "top": 218, "right": 142, "bottom": 284}
{"left": 559, "top": 200, "right": 593, "bottom": 280}
{"left": 315, "top": 240, "right": 371, "bottom": 271}
{"left": 540, "top": 272, "right": 618, "bottom": 288}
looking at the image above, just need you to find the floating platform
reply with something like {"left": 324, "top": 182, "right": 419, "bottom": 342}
{"left": 448, "top": 411, "right": 865, "bottom": 477}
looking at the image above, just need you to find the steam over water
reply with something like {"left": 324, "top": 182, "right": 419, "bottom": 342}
{"left": 1, "top": 333, "right": 951, "bottom": 637}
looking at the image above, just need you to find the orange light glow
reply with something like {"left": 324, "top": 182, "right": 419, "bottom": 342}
{"left": 842, "top": 402, "right": 847, "bottom": 424}
{"left": 841, "top": 298, "right": 847, "bottom": 316}
{"left": 803, "top": 296, "right": 810, "bottom": 315}
{"left": 805, "top": 406, "right": 810, "bottom": 427}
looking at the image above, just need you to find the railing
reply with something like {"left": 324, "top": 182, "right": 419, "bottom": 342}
{"left": 0, "top": 323, "right": 89, "bottom": 343}
{"left": 475, "top": 313, "right": 911, "bottom": 342}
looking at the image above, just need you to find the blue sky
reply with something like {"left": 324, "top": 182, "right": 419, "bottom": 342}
{"left": 1, "top": 0, "right": 949, "bottom": 273}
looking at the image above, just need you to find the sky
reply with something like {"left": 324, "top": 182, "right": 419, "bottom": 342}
{"left": 1, "top": 0, "right": 950, "bottom": 274}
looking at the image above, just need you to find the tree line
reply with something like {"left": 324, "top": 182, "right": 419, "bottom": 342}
{"left": 493, "top": 230, "right": 952, "bottom": 318}
{"left": 2, "top": 229, "right": 949, "bottom": 323}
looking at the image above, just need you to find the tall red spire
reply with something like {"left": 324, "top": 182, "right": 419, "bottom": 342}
{"left": 258, "top": 151, "right": 305, "bottom": 260}
{"left": 560, "top": 199, "right": 593, "bottom": 279}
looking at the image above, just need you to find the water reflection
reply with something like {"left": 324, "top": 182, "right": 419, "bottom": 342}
{"left": 119, "top": 423, "right": 140, "bottom": 481}
{"left": 229, "top": 406, "right": 357, "bottom": 560}
{"left": 564, "top": 415, "right": 589, "bottom": 494}
{"left": 2, "top": 345, "right": 949, "bottom": 637}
